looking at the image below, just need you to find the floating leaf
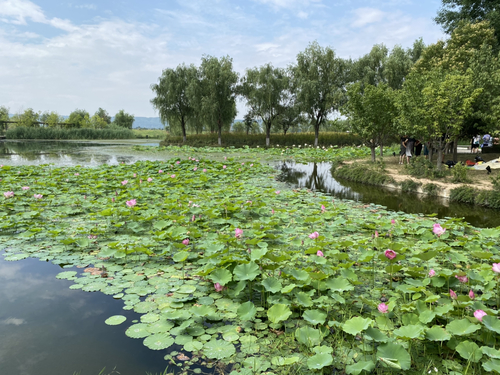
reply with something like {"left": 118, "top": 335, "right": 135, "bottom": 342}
{"left": 105, "top": 315, "right": 126, "bottom": 326}
{"left": 295, "top": 326, "right": 322, "bottom": 347}
{"left": 271, "top": 356, "right": 300, "bottom": 366}
{"left": 425, "top": 326, "right": 451, "bottom": 341}
{"left": 184, "top": 341, "right": 203, "bottom": 352}
{"left": 268, "top": 304, "right": 292, "bottom": 323}
{"left": 209, "top": 268, "right": 232, "bottom": 286}
{"left": 345, "top": 360, "right": 376, "bottom": 375}
{"left": 262, "top": 277, "right": 282, "bottom": 293}
{"left": 446, "top": 319, "right": 481, "bottom": 336}
{"left": 233, "top": 262, "right": 260, "bottom": 281}
{"left": 303, "top": 309, "right": 327, "bottom": 325}
{"left": 237, "top": 301, "right": 257, "bottom": 321}
{"left": 173, "top": 251, "right": 189, "bottom": 263}
{"left": 143, "top": 333, "right": 174, "bottom": 350}
{"left": 343, "top": 317, "right": 372, "bottom": 335}
{"left": 126, "top": 323, "right": 150, "bottom": 339}
{"left": 203, "top": 340, "right": 236, "bottom": 360}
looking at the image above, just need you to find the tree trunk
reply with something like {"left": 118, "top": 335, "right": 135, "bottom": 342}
{"left": 436, "top": 139, "right": 444, "bottom": 170}
{"left": 428, "top": 142, "right": 433, "bottom": 162}
{"left": 370, "top": 146, "right": 376, "bottom": 162}
{"left": 379, "top": 143, "right": 384, "bottom": 157}
{"left": 266, "top": 124, "right": 271, "bottom": 147}
{"left": 452, "top": 139, "right": 458, "bottom": 163}
{"left": 314, "top": 123, "right": 319, "bottom": 147}
{"left": 218, "top": 122, "right": 222, "bottom": 146}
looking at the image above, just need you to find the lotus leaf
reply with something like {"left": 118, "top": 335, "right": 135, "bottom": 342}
{"left": 56, "top": 271, "right": 78, "bottom": 280}
{"left": 233, "top": 262, "right": 260, "bottom": 281}
{"left": 262, "top": 277, "right": 282, "bottom": 293}
{"left": 295, "top": 326, "right": 322, "bottom": 347}
{"left": 364, "top": 327, "right": 389, "bottom": 342}
{"left": 125, "top": 323, "right": 150, "bottom": 339}
{"left": 483, "top": 359, "right": 500, "bottom": 373}
{"left": 483, "top": 346, "right": 500, "bottom": 359}
{"left": 186, "top": 326, "right": 205, "bottom": 336}
{"left": 147, "top": 320, "right": 174, "bottom": 334}
{"left": 209, "top": 268, "right": 232, "bottom": 286}
{"left": 345, "top": 360, "right": 376, "bottom": 375}
{"left": 203, "top": 340, "right": 236, "bottom": 360}
{"left": 140, "top": 313, "right": 160, "bottom": 323}
{"left": 325, "top": 277, "right": 353, "bottom": 292}
{"left": 446, "top": 319, "right": 481, "bottom": 336}
{"left": 143, "top": 333, "right": 174, "bottom": 350}
{"left": 342, "top": 317, "right": 372, "bottom": 335}
{"left": 243, "top": 357, "right": 270, "bottom": 372}
{"left": 425, "top": 326, "right": 451, "bottom": 341}
{"left": 271, "top": 356, "right": 300, "bottom": 366}
{"left": 105, "top": 315, "right": 127, "bottom": 326}
{"left": 223, "top": 331, "right": 239, "bottom": 342}
{"left": 190, "top": 305, "right": 215, "bottom": 317}
{"left": 237, "top": 301, "right": 257, "bottom": 321}
{"left": 394, "top": 324, "right": 424, "bottom": 339}
{"left": 456, "top": 340, "right": 482, "bottom": 363}
{"left": 174, "top": 334, "right": 193, "bottom": 345}
{"left": 303, "top": 309, "right": 327, "bottom": 325}
{"left": 178, "top": 284, "right": 196, "bottom": 294}
{"left": 482, "top": 315, "right": 500, "bottom": 334}
{"left": 307, "top": 353, "right": 333, "bottom": 370}
{"left": 184, "top": 341, "right": 203, "bottom": 352}
{"left": 376, "top": 342, "right": 411, "bottom": 370}
{"left": 267, "top": 304, "right": 292, "bottom": 324}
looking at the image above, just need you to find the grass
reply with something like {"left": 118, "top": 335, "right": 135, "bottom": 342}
{"left": 133, "top": 129, "right": 166, "bottom": 139}
{"left": 6, "top": 126, "right": 134, "bottom": 140}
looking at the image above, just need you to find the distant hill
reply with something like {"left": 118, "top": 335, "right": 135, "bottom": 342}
{"left": 132, "top": 117, "right": 164, "bottom": 129}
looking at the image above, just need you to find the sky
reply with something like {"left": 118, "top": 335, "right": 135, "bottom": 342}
{"left": 0, "top": 0, "right": 446, "bottom": 118}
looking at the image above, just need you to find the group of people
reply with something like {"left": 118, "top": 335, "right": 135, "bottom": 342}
{"left": 399, "top": 136, "right": 423, "bottom": 164}
{"left": 471, "top": 134, "right": 495, "bottom": 153}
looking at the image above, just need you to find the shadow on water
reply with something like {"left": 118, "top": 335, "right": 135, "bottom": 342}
{"left": 277, "top": 161, "right": 500, "bottom": 228}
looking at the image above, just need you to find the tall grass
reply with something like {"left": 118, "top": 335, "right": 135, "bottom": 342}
{"left": 161, "top": 132, "right": 363, "bottom": 147}
{"left": 6, "top": 126, "right": 134, "bottom": 140}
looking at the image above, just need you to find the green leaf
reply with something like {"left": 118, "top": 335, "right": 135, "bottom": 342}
{"left": 237, "top": 301, "right": 257, "bottom": 321}
{"left": 233, "top": 262, "right": 260, "bottom": 281}
{"left": 345, "top": 360, "right": 376, "bottom": 375}
{"left": 482, "top": 346, "right": 500, "bottom": 359}
{"left": 125, "top": 323, "right": 150, "bottom": 338}
{"left": 271, "top": 356, "right": 300, "bottom": 366}
{"left": 104, "top": 315, "right": 126, "bottom": 326}
{"left": 295, "top": 292, "right": 313, "bottom": 307}
{"left": 456, "top": 340, "right": 482, "bottom": 363}
{"left": 295, "top": 326, "right": 322, "bottom": 347}
{"left": 250, "top": 248, "right": 267, "bottom": 261}
{"left": 425, "top": 326, "right": 451, "bottom": 341}
{"left": 483, "top": 315, "right": 500, "bottom": 334}
{"left": 343, "top": 317, "right": 372, "bottom": 335}
{"left": 173, "top": 251, "right": 189, "bottom": 262}
{"left": 307, "top": 353, "right": 333, "bottom": 370}
{"left": 446, "top": 318, "right": 481, "bottom": 336}
{"left": 267, "top": 304, "right": 292, "bottom": 323}
{"left": 262, "top": 277, "right": 282, "bottom": 293}
{"left": 483, "top": 359, "right": 500, "bottom": 373}
{"left": 143, "top": 334, "right": 174, "bottom": 350}
{"left": 325, "top": 277, "right": 354, "bottom": 292}
{"left": 376, "top": 342, "right": 411, "bottom": 370}
{"left": 303, "top": 309, "right": 327, "bottom": 325}
{"left": 190, "top": 305, "right": 216, "bottom": 317}
{"left": 203, "top": 340, "right": 235, "bottom": 360}
{"left": 289, "top": 268, "right": 310, "bottom": 282}
{"left": 210, "top": 268, "right": 232, "bottom": 285}
{"left": 393, "top": 324, "right": 424, "bottom": 339}
{"left": 364, "top": 327, "right": 389, "bottom": 342}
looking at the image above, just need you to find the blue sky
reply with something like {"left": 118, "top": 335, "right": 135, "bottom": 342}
{"left": 0, "top": 0, "right": 445, "bottom": 117}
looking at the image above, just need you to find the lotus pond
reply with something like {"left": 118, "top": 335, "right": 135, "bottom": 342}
{"left": 1, "top": 145, "right": 500, "bottom": 375}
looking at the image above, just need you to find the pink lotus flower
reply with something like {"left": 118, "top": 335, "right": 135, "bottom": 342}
{"left": 88, "top": 234, "right": 97, "bottom": 240}
{"left": 321, "top": 205, "right": 326, "bottom": 213}
{"left": 450, "top": 289, "right": 457, "bottom": 299}
{"left": 469, "top": 290, "right": 475, "bottom": 299}
{"left": 250, "top": 164, "right": 253, "bottom": 167}
{"left": 493, "top": 263, "right": 500, "bottom": 273}
{"left": 121, "top": 180, "right": 128, "bottom": 185}
{"left": 203, "top": 169, "right": 207, "bottom": 172}
{"left": 374, "top": 231, "right": 379, "bottom": 238}
{"left": 275, "top": 190, "right": 280, "bottom": 194}
{"left": 170, "top": 174, "right": 176, "bottom": 178}
{"left": 474, "top": 309, "right": 487, "bottom": 322}
{"left": 235, "top": 228, "right": 243, "bottom": 238}
{"left": 182, "top": 239, "right": 190, "bottom": 246}
{"left": 241, "top": 163, "right": 245, "bottom": 165}
{"left": 147, "top": 178, "right": 153, "bottom": 182}
{"left": 309, "top": 232, "right": 319, "bottom": 239}
{"left": 33, "top": 194, "right": 43, "bottom": 199}
{"left": 176, "top": 161, "right": 180, "bottom": 164}
{"left": 3, "top": 191, "right": 14, "bottom": 198}
{"left": 455, "top": 275, "right": 468, "bottom": 283}
{"left": 378, "top": 303, "right": 389, "bottom": 313}
{"left": 112, "top": 197, "right": 115, "bottom": 203}
{"left": 74, "top": 173, "right": 80, "bottom": 176}
{"left": 126, "top": 199, "right": 137, "bottom": 207}
{"left": 391, "top": 219, "right": 395, "bottom": 224}
{"left": 22, "top": 186, "right": 30, "bottom": 190}
{"left": 191, "top": 215, "right": 196, "bottom": 222}
{"left": 271, "top": 208, "right": 275, "bottom": 215}
{"left": 384, "top": 249, "right": 396, "bottom": 260}
{"left": 214, "top": 283, "right": 223, "bottom": 292}
{"left": 139, "top": 179, "right": 142, "bottom": 184}
{"left": 433, "top": 223, "right": 446, "bottom": 237}
{"left": 133, "top": 173, "right": 136, "bottom": 177}
{"left": 428, "top": 269, "right": 436, "bottom": 277}
{"left": 223, "top": 165, "right": 227, "bottom": 169}
{"left": 193, "top": 167, "right": 197, "bottom": 171}
{"left": 317, "top": 250, "right": 324, "bottom": 257}
{"left": 158, "top": 170, "right": 163, "bottom": 173}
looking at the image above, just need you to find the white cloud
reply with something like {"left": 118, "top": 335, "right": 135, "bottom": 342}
{"left": 75, "top": 4, "right": 96, "bottom": 10}
{"left": 1, "top": 317, "right": 26, "bottom": 325}
{"left": 0, "top": 0, "right": 46, "bottom": 24}
{"left": 351, "top": 8, "right": 386, "bottom": 28}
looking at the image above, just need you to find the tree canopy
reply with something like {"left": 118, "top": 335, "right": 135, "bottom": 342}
{"left": 113, "top": 110, "right": 135, "bottom": 129}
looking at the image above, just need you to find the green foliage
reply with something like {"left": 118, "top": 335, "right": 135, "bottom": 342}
{"left": 400, "top": 179, "right": 421, "bottom": 192}
{"left": 492, "top": 173, "right": 500, "bottom": 191}
{"left": 5, "top": 126, "right": 133, "bottom": 140}
{"left": 423, "top": 183, "right": 440, "bottom": 196}
{"left": 333, "top": 163, "right": 393, "bottom": 185}
{"left": 451, "top": 162, "right": 472, "bottom": 183}
{"left": 405, "top": 157, "right": 449, "bottom": 179}
{"left": 113, "top": 110, "right": 135, "bottom": 129}
{"left": 67, "top": 109, "right": 90, "bottom": 128}
{"left": 162, "top": 131, "right": 363, "bottom": 148}
{"left": 95, "top": 108, "right": 111, "bottom": 124}
{"left": 450, "top": 186, "right": 478, "bottom": 204}
{"left": 0, "top": 105, "right": 9, "bottom": 133}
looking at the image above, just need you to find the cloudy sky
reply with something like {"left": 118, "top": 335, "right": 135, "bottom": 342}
{"left": 0, "top": 0, "right": 446, "bottom": 117}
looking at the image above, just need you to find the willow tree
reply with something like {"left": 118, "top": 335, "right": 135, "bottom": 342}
{"left": 150, "top": 64, "right": 198, "bottom": 142}
{"left": 241, "top": 63, "right": 287, "bottom": 146}
{"left": 197, "top": 55, "right": 238, "bottom": 146}
{"left": 294, "top": 42, "right": 350, "bottom": 147}
{"left": 342, "top": 83, "right": 397, "bottom": 162}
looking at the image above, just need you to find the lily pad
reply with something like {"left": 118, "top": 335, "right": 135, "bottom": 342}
{"left": 425, "top": 326, "right": 451, "bottom": 341}
{"left": 345, "top": 360, "right": 376, "bottom": 375}
{"left": 105, "top": 315, "right": 126, "bottom": 326}
{"left": 307, "top": 353, "right": 333, "bottom": 370}
{"left": 343, "top": 317, "right": 372, "bottom": 336}
{"left": 56, "top": 271, "right": 78, "bottom": 280}
{"left": 303, "top": 309, "right": 327, "bottom": 325}
{"left": 209, "top": 268, "right": 232, "bottom": 286}
{"left": 262, "top": 277, "right": 282, "bottom": 293}
{"left": 125, "top": 323, "right": 150, "bottom": 339}
{"left": 376, "top": 342, "right": 411, "bottom": 370}
{"left": 295, "top": 326, "right": 322, "bottom": 347}
{"left": 456, "top": 340, "right": 482, "bottom": 363}
{"left": 237, "top": 301, "right": 257, "bottom": 321}
{"left": 203, "top": 340, "right": 236, "bottom": 360}
{"left": 446, "top": 319, "right": 481, "bottom": 336}
{"left": 233, "top": 262, "right": 260, "bottom": 281}
{"left": 267, "top": 304, "right": 292, "bottom": 324}
{"left": 143, "top": 333, "right": 175, "bottom": 350}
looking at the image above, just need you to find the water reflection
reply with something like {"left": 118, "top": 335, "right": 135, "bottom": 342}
{"left": 0, "top": 254, "right": 169, "bottom": 375}
{"left": 277, "top": 161, "right": 500, "bottom": 228}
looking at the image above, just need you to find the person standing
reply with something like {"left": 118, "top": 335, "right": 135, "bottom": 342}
{"left": 399, "top": 135, "right": 408, "bottom": 164}
{"left": 471, "top": 135, "right": 480, "bottom": 153}
{"left": 415, "top": 140, "right": 423, "bottom": 156}
{"left": 405, "top": 136, "right": 415, "bottom": 164}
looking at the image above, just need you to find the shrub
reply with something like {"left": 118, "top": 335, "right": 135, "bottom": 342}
{"left": 333, "top": 163, "right": 393, "bottom": 185}
{"left": 492, "top": 173, "right": 500, "bottom": 192}
{"left": 423, "top": 183, "right": 439, "bottom": 196}
{"left": 405, "top": 157, "right": 448, "bottom": 179}
{"left": 450, "top": 186, "right": 477, "bottom": 204}
{"left": 400, "top": 179, "right": 421, "bottom": 193}
{"left": 450, "top": 163, "right": 471, "bottom": 183}
{"left": 161, "top": 132, "right": 364, "bottom": 148}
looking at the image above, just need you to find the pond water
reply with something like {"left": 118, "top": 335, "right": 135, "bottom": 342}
{"left": 1, "top": 141, "right": 499, "bottom": 375}
{"left": 277, "top": 161, "right": 500, "bottom": 228}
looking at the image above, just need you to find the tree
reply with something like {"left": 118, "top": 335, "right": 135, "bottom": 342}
{"left": 150, "top": 64, "right": 198, "bottom": 142}
{"left": 241, "top": 63, "right": 287, "bottom": 146}
{"left": 294, "top": 42, "right": 351, "bottom": 146}
{"left": 16, "top": 108, "right": 40, "bottom": 127}
{"left": 95, "top": 108, "right": 111, "bottom": 124}
{"left": 91, "top": 114, "right": 108, "bottom": 129}
{"left": 342, "top": 83, "right": 398, "bottom": 162}
{"left": 0, "top": 106, "right": 9, "bottom": 133}
{"left": 435, "top": 0, "right": 500, "bottom": 44}
{"left": 197, "top": 55, "right": 238, "bottom": 146}
{"left": 243, "top": 113, "right": 256, "bottom": 135}
{"left": 40, "top": 111, "right": 64, "bottom": 127}
{"left": 113, "top": 110, "right": 135, "bottom": 129}
{"left": 67, "top": 109, "right": 90, "bottom": 128}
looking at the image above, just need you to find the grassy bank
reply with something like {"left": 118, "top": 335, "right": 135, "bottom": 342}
{"left": 133, "top": 129, "right": 166, "bottom": 139}
{"left": 161, "top": 132, "right": 363, "bottom": 148}
{"left": 6, "top": 126, "right": 134, "bottom": 140}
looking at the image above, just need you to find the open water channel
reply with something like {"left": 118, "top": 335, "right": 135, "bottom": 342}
{"left": 1, "top": 140, "right": 499, "bottom": 375}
